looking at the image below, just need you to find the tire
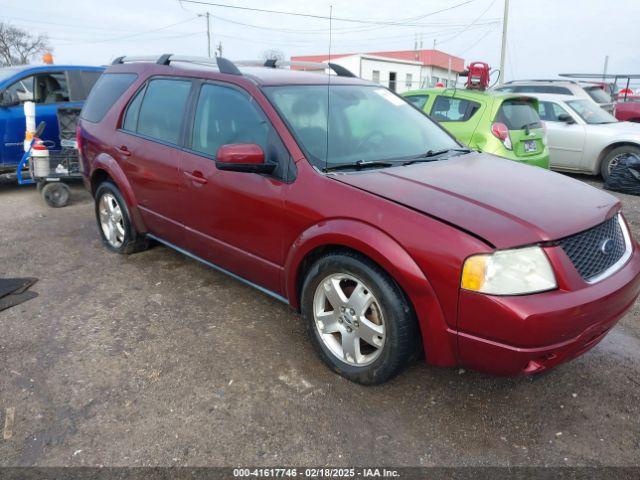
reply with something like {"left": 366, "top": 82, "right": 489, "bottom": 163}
{"left": 300, "top": 251, "right": 420, "bottom": 385}
{"left": 41, "top": 182, "right": 70, "bottom": 208}
{"left": 36, "top": 181, "right": 46, "bottom": 193}
{"left": 94, "top": 181, "right": 149, "bottom": 254}
{"left": 601, "top": 145, "right": 640, "bottom": 181}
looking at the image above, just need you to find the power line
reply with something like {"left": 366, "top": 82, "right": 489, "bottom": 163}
{"left": 209, "top": 12, "right": 499, "bottom": 36}
{"left": 178, "top": 0, "right": 478, "bottom": 26}
{"left": 55, "top": 17, "right": 198, "bottom": 46}
{"left": 435, "top": 0, "right": 498, "bottom": 45}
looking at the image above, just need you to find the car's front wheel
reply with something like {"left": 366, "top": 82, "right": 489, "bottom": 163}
{"left": 301, "top": 252, "right": 420, "bottom": 385}
{"left": 94, "top": 181, "right": 148, "bottom": 254}
{"left": 601, "top": 145, "right": 640, "bottom": 180}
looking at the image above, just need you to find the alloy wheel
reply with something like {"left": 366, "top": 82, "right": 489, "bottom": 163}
{"left": 313, "top": 273, "right": 386, "bottom": 366}
{"left": 98, "top": 193, "right": 125, "bottom": 248}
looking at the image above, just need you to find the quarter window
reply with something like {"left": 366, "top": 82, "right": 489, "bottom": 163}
{"left": 136, "top": 79, "right": 191, "bottom": 144}
{"left": 405, "top": 94, "right": 429, "bottom": 110}
{"left": 430, "top": 96, "right": 480, "bottom": 122}
{"left": 81, "top": 73, "right": 137, "bottom": 123}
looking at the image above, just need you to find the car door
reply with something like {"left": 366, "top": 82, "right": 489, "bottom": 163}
{"left": 116, "top": 77, "right": 192, "bottom": 247}
{"left": 1, "top": 74, "right": 36, "bottom": 167}
{"left": 180, "top": 81, "right": 292, "bottom": 294}
{"left": 538, "top": 101, "right": 585, "bottom": 170}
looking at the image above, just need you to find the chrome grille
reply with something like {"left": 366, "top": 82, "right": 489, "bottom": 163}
{"left": 558, "top": 215, "right": 628, "bottom": 282}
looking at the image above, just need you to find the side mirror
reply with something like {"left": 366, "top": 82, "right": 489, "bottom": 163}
{"left": 0, "top": 90, "right": 18, "bottom": 107}
{"left": 215, "top": 144, "right": 275, "bottom": 174}
{"left": 557, "top": 113, "right": 575, "bottom": 124}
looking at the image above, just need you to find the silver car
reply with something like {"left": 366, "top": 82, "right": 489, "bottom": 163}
{"left": 495, "top": 80, "right": 615, "bottom": 114}
{"left": 527, "top": 93, "right": 640, "bottom": 179}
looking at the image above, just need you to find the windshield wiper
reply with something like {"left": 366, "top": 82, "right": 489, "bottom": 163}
{"left": 324, "top": 159, "right": 397, "bottom": 172}
{"left": 402, "top": 148, "right": 471, "bottom": 165}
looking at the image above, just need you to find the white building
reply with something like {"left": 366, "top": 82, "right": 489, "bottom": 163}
{"left": 291, "top": 49, "right": 465, "bottom": 94}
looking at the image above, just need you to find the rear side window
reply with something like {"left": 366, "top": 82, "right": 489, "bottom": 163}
{"left": 584, "top": 86, "right": 612, "bottom": 103}
{"left": 430, "top": 96, "right": 480, "bottom": 122}
{"left": 81, "top": 73, "right": 137, "bottom": 123}
{"left": 136, "top": 79, "right": 191, "bottom": 145}
{"left": 405, "top": 94, "right": 429, "bottom": 110}
{"left": 122, "top": 86, "right": 145, "bottom": 132}
{"left": 496, "top": 99, "right": 542, "bottom": 130}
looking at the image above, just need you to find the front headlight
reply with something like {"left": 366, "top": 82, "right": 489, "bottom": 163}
{"left": 461, "top": 246, "right": 557, "bottom": 295}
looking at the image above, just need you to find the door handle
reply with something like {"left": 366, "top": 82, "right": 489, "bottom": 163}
{"left": 183, "top": 170, "right": 208, "bottom": 185}
{"left": 116, "top": 145, "right": 131, "bottom": 156}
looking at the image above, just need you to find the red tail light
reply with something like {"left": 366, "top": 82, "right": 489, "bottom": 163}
{"left": 491, "top": 122, "right": 512, "bottom": 150}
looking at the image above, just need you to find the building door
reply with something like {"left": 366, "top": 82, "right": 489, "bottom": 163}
{"left": 389, "top": 72, "right": 397, "bottom": 92}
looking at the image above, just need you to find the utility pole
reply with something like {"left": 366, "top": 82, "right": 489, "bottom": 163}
{"left": 199, "top": 12, "right": 212, "bottom": 58}
{"left": 499, "top": 0, "right": 509, "bottom": 85}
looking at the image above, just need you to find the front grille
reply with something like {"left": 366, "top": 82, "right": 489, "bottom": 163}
{"left": 558, "top": 215, "right": 627, "bottom": 281}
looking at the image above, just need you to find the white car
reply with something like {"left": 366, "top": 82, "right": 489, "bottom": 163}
{"left": 529, "top": 93, "right": 640, "bottom": 179}
{"left": 495, "top": 80, "right": 615, "bottom": 114}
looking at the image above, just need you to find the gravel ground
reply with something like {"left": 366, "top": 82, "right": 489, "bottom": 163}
{"left": 0, "top": 176, "right": 638, "bottom": 467}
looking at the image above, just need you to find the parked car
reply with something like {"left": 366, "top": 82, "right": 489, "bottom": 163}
{"left": 403, "top": 88, "right": 549, "bottom": 169}
{"left": 77, "top": 55, "right": 640, "bottom": 384}
{"left": 615, "top": 97, "right": 640, "bottom": 123}
{"left": 494, "top": 80, "right": 616, "bottom": 114}
{"left": 0, "top": 64, "right": 104, "bottom": 177}
{"left": 528, "top": 93, "right": 640, "bottom": 179}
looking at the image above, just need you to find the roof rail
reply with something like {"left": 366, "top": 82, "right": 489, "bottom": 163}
{"left": 111, "top": 54, "right": 357, "bottom": 78}
{"left": 111, "top": 54, "right": 241, "bottom": 75}
{"left": 236, "top": 59, "right": 356, "bottom": 78}
{"left": 505, "top": 78, "right": 577, "bottom": 84}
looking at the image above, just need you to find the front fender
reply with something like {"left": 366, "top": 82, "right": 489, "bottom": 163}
{"left": 92, "top": 153, "right": 147, "bottom": 233}
{"left": 284, "top": 218, "right": 457, "bottom": 367}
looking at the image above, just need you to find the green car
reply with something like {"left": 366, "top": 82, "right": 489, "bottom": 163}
{"left": 403, "top": 88, "right": 550, "bottom": 168}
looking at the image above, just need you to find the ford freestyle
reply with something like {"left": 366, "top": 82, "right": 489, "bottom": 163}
{"left": 77, "top": 55, "right": 640, "bottom": 385}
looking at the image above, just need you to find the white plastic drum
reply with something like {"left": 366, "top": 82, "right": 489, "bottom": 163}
{"left": 32, "top": 143, "right": 50, "bottom": 178}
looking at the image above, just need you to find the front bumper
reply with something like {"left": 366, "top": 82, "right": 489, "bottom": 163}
{"left": 456, "top": 243, "right": 640, "bottom": 375}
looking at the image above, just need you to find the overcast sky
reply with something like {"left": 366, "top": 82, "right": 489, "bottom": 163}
{"left": 1, "top": 0, "right": 638, "bottom": 81}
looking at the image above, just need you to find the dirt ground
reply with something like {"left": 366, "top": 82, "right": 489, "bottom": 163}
{"left": 0, "top": 175, "right": 638, "bottom": 467}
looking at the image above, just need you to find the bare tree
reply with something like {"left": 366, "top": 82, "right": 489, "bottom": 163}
{"left": 260, "top": 49, "right": 285, "bottom": 64}
{"left": 0, "top": 22, "right": 51, "bottom": 66}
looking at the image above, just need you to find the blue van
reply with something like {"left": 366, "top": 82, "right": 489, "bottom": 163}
{"left": 0, "top": 64, "right": 104, "bottom": 175}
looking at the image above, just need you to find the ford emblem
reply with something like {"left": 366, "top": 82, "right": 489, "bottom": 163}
{"left": 600, "top": 238, "right": 614, "bottom": 255}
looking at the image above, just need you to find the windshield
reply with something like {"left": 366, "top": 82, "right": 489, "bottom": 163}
{"left": 584, "top": 86, "right": 612, "bottom": 104}
{"left": 566, "top": 99, "right": 617, "bottom": 124}
{"left": 264, "top": 85, "right": 459, "bottom": 169}
{"left": 0, "top": 66, "right": 29, "bottom": 83}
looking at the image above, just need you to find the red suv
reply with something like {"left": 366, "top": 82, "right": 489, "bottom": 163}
{"left": 77, "top": 55, "right": 640, "bottom": 384}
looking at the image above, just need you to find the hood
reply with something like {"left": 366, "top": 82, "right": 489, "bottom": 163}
{"left": 330, "top": 153, "right": 620, "bottom": 249}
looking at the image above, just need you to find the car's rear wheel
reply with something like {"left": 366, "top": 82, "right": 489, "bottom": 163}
{"left": 95, "top": 181, "right": 148, "bottom": 254}
{"left": 301, "top": 251, "right": 419, "bottom": 385}
{"left": 601, "top": 145, "right": 640, "bottom": 180}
